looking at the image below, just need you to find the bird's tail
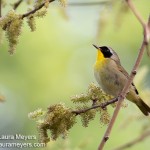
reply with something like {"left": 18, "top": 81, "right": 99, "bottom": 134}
{"left": 136, "top": 98, "right": 150, "bottom": 116}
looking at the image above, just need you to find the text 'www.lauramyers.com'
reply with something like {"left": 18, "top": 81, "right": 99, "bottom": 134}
{"left": 0, "top": 134, "right": 46, "bottom": 148}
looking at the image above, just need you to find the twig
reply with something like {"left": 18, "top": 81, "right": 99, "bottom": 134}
{"left": 113, "top": 130, "right": 150, "bottom": 150}
{"left": 72, "top": 97, "right": 118, "bottom": 115}
{"left": 98, "top": 0, "right": 150, "bottom": 149}
{"left": 3, "top": 0, "right": 55, "bottom": 30}
{"left": 92, "top": 99, "right": 98, "bottom": 106}
{"left": 22, "top": 0, "right": 111, "bottom": 18}
{"left": 146, "top": 16, "right": 150, "bottom": 56}
{"left": 126, "top": 0, "right": 146, "bottom": 28}
{"left": 0, "top": 0, "right": 1, "bottom": 17}
{"left": 69, "top": 1, "right": 110, "bottom": 7}
{"left": 22, "top": 0, "right": 55, "bottom": 19}
{"left": 13, "top": 0, "right": 23, "bottom": 10}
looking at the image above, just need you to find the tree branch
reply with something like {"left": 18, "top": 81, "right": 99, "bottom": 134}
{"left": 69, "top": 1, "right": 110, "bottom": 7}
{"left": 72, "top": 97, "right": 118, "bottom": 115}
{"left": 113, "top": 130, "right": 150, "bottom": 150}
{"left": 13, "top": 0, "right": 23, "bottom": 10}
{"left": 2, "top": 0, "right": 56, "bottom": 30}
{"left": 22, "top": 0, "right": 55, "bottom": 19}
{"left": 98, "top": 0, "right": 150, "bottom": 149}
{"left": 22, "top": 1, "right": 110, "bottom": 19}
{"left": 0, "top": 0, "right": 1, "bottom": 17}
{"left": 126, "top": 0, "right": 146, "bottom": 28}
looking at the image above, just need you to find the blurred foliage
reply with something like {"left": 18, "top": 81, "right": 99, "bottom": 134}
{"left": 0, "top": 0, "right": 150, "bottom": 150}
{"left": 0, "top": 95, "right": 5, "bottom": 102}
{"left": 0, "top": 10, "right": 23, "bottom": 54}
{"left": 0, "top": 0, "right": 67, "bottom": 54}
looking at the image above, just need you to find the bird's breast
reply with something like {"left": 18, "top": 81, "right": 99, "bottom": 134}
{"left": 94, "top": 59, "right": 126, "bottom": 96}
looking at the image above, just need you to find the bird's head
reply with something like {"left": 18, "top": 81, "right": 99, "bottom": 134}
{"left": 93, "top": 44, "right": 120, "bottom": 63}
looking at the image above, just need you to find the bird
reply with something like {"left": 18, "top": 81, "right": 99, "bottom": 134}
{"left": 93, "top": 44, "right": 150, "bottom": 116}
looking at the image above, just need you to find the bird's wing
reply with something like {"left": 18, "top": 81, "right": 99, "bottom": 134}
{"left": 117, "top": 65, "right": 130, "bottom": 79}
{"left": 117, "top": 64, "right": 139, "bottom": 95}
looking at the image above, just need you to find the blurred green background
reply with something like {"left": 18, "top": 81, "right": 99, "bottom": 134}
{"left": 0, "top": 0, "right": 150, "bottom": 150}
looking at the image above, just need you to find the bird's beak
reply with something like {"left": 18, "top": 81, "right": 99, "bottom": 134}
{"left": 92, "top": 44, "right": 99, "bottom": 49}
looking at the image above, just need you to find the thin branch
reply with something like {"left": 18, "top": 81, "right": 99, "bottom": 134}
{"left": 2, "top": 0, "right": 56, "bottom": 30}
{"left": 127, "top": 0, "right": 150, "bottom": 45}
{"left": 113, "top": 130, "right": 150, "bottom": 150}
{"left": 98, "top": 0, "right": 150, "bottom": 149}
{"left": 69, "top": 1, "right": 110, "bottom": 7}
{"left": 125, "top": 0, "right": 146, "bottom": 28}
{"left": 13, "top": 0, "right": 23, "bottom": 10}
{"left": 22, "top": 1, "right": 110, "bottom": 18}
{"left": 0, "top": 0, "right": 1, "bottom": 17}
{"left": 22, "top": 0, "right": 55, "bottom": 19}
{"left": 146, "top": 15, "right": 150, "bottom": 56}
{"left": 72, "top": 97, "right": 118, "bottom": 115}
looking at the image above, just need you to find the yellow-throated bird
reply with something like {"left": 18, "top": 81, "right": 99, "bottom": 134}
{"left": 93, "top": 44, "right": 150, "bottom": 116}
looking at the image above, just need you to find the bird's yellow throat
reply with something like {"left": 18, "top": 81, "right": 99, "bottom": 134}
{"left": 96, "top": 49, "right": 105, "bottom": 62}
{"left": 95, "top": 49, "right": 105, "bottom": 69}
